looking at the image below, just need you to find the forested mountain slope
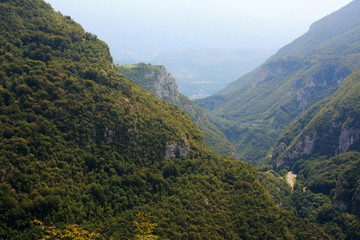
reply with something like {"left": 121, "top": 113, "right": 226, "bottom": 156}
{"left": 118, "top": 63, "right": 235, "bottom": 157}
{"left": 273, "top": 68, "right": 360, "bottom": 168}
{"left": 195, "top": 0, "right": 360, "bottom": 164}
{"left": 0, "top": 0, "right": 329, "bottom": 239}
{"left": 267, "top": 69, "right": 360, "bottom": 239}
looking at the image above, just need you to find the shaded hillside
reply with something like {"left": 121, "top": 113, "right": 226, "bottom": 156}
{"left": 118, "top": 63, "right": 235, "bottom": 157}
{"left": 279, "top": 151, "right": 360, "bottom": 239}
{"left": 195, "top": 0, "right": 360, "bottom": 164}
{"left": 272, "top": 68, "right": 360, "bottom": 167}
{"left": 0, "top": 0, "right": 331, "bottom": 239}
{"left": 262, "top": 152, "right": 360, "bottom": 239}
{"left": 293, "top": 151, "right": 360, "bottom": 215}
{"left": 267, "top": 65, "right": 360, "bottom": 240}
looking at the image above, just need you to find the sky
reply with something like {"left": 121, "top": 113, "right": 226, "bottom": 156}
{"left": 45, "top": 0, "right": 353, "bottom": 61}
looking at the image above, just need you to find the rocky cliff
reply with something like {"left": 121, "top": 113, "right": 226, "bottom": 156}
{"left": 146, "top": 65, "right": 180, "bottom": 105}
{"left": 118, "top": 63, "right": 236, "bottom": 157}
{"left": 273, "top": 68, "right": 360, "bottom": 168}
{"left": 195, "top": 0, "right": 360, "bottom": 164}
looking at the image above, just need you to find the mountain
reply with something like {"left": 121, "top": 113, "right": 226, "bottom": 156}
{"left": 267, "top": 68, "right": 360, "bottom": 239}
{"left": 118, "top": 63, "right": 235, "bottom": 157}
{"left": 195, "top": 0, "right": 360, "bottom": 164}
{"left": 273, "top": 68, "right": 360, "bottom": 168}
{"left": 148, "top": 48, "right": 274, "bottom": 99}
{"left": 115, "top": 49, "right": 273, "bottom": 99}
{"left": 0, "top": 0, "right": 330, "bottom": 239}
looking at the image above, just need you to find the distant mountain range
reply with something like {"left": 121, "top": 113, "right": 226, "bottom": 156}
{"left": 3, "top": 0, "right": 360, "bottom": 238}
{"left": 0, "top": 0, "right": 329, "bottom": 239}
{"left": 195, "top": 1, "right": 360, "bottom": 238}
{"left": 116, "top": 48, "right": 274, "bottom": 99}
{"left": 196, "top": 0, "right": 360, "bottom": 164}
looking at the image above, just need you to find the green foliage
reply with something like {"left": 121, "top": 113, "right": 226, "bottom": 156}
{"left": 259, "top": 172, "right": 293, "bottom": 211}
{"left": 210, "top": 114, "right": 279, "bottom": 164}
{"left": 33, "top": 220, "right": 101, "bottom": 240}
{"left": 0, "top": 0, "right": 331, "bottom": 239}
{"left": 263, "top": 160, "right": 360, "bottom": 239}
{"left": 133, "top": 212, "right": 158, "bottom": 240}
{"left": 117, "top": 63, "right": 165, "bottom": 100}
{"left": 199, "top": 2, "right": 360, "bottom": 238}
{"left": 276, "top": 152, "right": 360, "bottom": 239}
{"left": 274, "top": 68, "right": 360, "bottom": 166}
{"left": 268, "top": 69, "right": 360, "bottom": 239}
{"left": 196, "top": 2, "right": 360, "bottom": 239}
{"left": 118, "top": 63, "right": 235, "bottom": 157}
{"left": 195, "top": 1, "right": 360, "bottom": 166}
{"left": 199, "top": 122, "right": 235, "bottom": 157}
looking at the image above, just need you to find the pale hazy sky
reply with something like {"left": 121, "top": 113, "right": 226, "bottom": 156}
{"left": 45, "top": 0, "right": 353, "bottom": 60}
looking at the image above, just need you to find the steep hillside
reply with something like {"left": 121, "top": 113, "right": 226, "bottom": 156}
{"left": 273, "top": 68, "right": 360, "bottom": 168}
{"left": 268, "top": 65, "right": 360, "bottom": 240}
{"left": 118, "top": 63, "right": 235, "bottom": 157}
{"left": 0, "top": 0, "right": 330, "bottom": 239}
{"left": 276, "top": 150, "right": 360, "bottom": 239}
{"left": 195, "top": 0, "right": 360, "bottom": 164}
{"left": 293, "top": 151, "right": 360, "bottom": 214}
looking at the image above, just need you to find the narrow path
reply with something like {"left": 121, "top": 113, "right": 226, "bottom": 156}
{"left": 287, "top": 171, "right": 297, "bottom": 191}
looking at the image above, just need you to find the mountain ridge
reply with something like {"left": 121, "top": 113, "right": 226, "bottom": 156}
{"left": 0, "top": 0, "right": 331, "bottom": 239}
{"left": 272, "top": 67, "right": 360, "bottom": 168}
{"left": 195, "top": 0, "right": 360, "bottom": 163}
{"left": 118, "top": 63, "right": 236, "bottom": 157}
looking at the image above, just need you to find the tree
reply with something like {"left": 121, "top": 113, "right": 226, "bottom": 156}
{"left": 133, "top": 212, "right": 159, "bottom": 240}
{"left": 33, "top": 220, "right": 101, "bottom": 240}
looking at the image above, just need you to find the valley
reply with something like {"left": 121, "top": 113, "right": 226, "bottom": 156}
{"left": 193, "top": 1, "right": 360, "bottom": 238}
{"left": 1, "top": 0, "right": 360, "bottom": 239}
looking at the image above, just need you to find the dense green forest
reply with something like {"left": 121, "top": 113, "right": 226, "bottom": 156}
{"left": 265, "top": 68, "right": 360, "bottom": 239}
{"left": 271, "top": 151, "right": 360, "bottom": 239}
{"left": 273, "top": 68, "right": 360, "bottom": 167}
{"left": 118, "top": 63, "right": 235, "bottom": 157}
{"left": 0, "top": 0, "right": 333, "bottom": 239}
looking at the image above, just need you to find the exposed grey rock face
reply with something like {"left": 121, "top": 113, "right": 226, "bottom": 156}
{"left": 104, "top": 127, "right": 114, "bottom": 144}
{"left": 335, "top": 200, "right": 348, "bottom": 212}
{"left": 142, "top": 66, "right": 210, "bottom": 128}
{"left": 165, "top": 139, "right": 190, "bottom": 159}
{"left": 252, "top": 63, "right": 283, "bottom": 88}
{"left": 276, "top": 131, "right": 317, "bottom": 168}
{"left": 144, "top": 71, "right": 155, "bottom": 78}
{"left": 295, "top": 65, "right": 350, "bottom": 115}
{"left": 296, "top": 89, "right": 312, "bottom": 114}
{"left": 152, "top": 66, "right": 180, "bottom": 104}
{"left": 272, "top": 142, "right": 287, "bottom": 162}
{"left": 119, "top": 64, "right": 236, "bottom": 157}
{"left": 275, "top": 121, "right": 360, "bottom": 168}
{"left": 181, "top": 100, "right": 209, "bottom": 128}
{"left": 338, "top": 127, "right": 360, "bottom": 154}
